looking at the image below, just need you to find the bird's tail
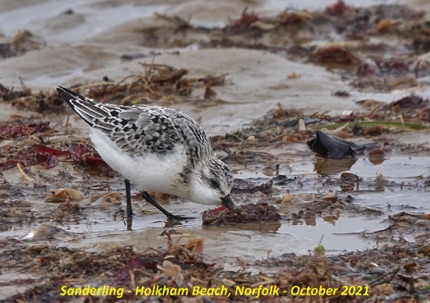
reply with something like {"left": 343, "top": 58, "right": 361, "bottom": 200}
{"left": 57, "top": 86, "right": 109, "bottom": 127}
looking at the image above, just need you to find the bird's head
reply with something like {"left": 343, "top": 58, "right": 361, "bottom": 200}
{"left": 189, "top": 156, "right": 235, "bottom": 209}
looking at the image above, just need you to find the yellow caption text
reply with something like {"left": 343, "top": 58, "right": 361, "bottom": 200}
{"left": 60, "top": 284, "right": 369, "bottom": 299}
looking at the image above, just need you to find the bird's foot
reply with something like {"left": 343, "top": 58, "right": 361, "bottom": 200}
{"left": 166, "top": 214, "right": 195, "bottom": 221}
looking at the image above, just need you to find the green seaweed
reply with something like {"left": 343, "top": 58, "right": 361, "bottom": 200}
{"left": 315, "top": 121, "right": 429, "bottom": 130}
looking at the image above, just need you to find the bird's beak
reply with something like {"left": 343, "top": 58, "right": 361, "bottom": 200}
{"left": 220, "top": 194, "right": 235, "bottom": 209}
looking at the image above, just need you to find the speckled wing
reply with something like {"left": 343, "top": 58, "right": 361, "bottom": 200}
{"left": 57, "top": 86, "right": 212, "bottom": 159}
{"left": 106, "top": 106, "right": 212, "bottom": 159}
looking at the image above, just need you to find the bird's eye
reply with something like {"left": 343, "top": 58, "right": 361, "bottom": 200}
{"left": 210, "top": 178, "right": 220, "bottom": 188}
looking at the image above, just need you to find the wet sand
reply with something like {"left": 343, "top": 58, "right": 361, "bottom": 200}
{"left": 1, "top": 0, "right": 430, "bottom": 302}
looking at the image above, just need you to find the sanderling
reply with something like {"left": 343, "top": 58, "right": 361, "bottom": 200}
{"left": 57, "top": 86, "right": 235, "bottom": 224}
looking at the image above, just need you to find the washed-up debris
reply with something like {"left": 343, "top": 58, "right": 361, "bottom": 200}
{"left": 0, "top": 140, "right": 113, "bottom": 176}
{"left": 16, "top": 162, "right": 34, "bottom": 181}
{"left": 0, "top": 199, "right": 34, "bottom": 227}
{"left": 202, "top": 202, "right": 281, "bottom": 225}
{"left": 2, "top": 3, "right": 430, "bottom": 115}
{"left": 325, "top": 0, "right": 350, "bottom": 15}
{"left": 0, "top": 120, "right": 50, "bottom": 139}
{"left": 0, "top": 63, "right": 227, "bottom": 113}
{"left": 384, "top": 94, "right": 430, "bottom": 122}
{"left": 307, "top": 130, "right": 376, "bottom": 159}
{"left": 389, "top": 211, "right": 430, "bottom": 228}
{"left": 21, "top": 224, "right": 69, "bottom": 241}
{"left": 3, "top": 230, "right": 428, "bottom": 302}
{"left": 0, "top": 30, "right": 46, "bottom": 59}
{"left": 0, "top": 84, "right": 65, "bottom": 112}
{"left": 72, "top": 63, "right": 226, "bottom": 107}
{"left": 157, "top": 260, "right": 184, "bottom": 286}
{"left": 339, "top": 171, "right": 360, "bottom": 191}
{"left": 215, "top": 99, "right": 427, "bottom": 159}
{"left": 90, "top": 191, "right": 121, "bottom": 203}
{"left": 276, "top": 192, "right": 315, "bottom": 205}
{"left": 0, "top": 83, "right": 29, "bottom": 101}
{"left": 90, "top": 191, "right": 121, "bottom": 210}
{"left": 276, "top": 190, "right": 344, "bottom": 226}
{"left": 131, "top": 2, "right": 430, "bottom": 94}
{"left": 2, "top": 2, "right": 430, "bottom": 302}
{"left": 314, "top": 45, "right": 361, "bottom": 66}
{"left": 356, "top": 94, "right": 430, "bottom": 123}
{"left": 368, "top": 147, "right": 385, "bottom": 165}
{"left": 231, "top": 179, "right": 273, "bottom": 194}
{"left": 45, "top": 188, "right": 84, "bottom": 203}
{"left": 0, "top": 143, "right": 65, "bottom": 171}
{"left": 68, "top": 143, "right": 115, "bottom": 177}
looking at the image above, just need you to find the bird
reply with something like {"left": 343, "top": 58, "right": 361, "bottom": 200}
{"left": 57, "top": 86, "right": 235, "bottom": 225}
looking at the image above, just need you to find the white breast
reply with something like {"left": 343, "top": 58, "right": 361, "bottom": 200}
{"left": 89, "top": 128, "right": 190, "bottom": 198}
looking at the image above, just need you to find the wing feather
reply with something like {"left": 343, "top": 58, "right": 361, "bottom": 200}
{"left": 57, "top": 86, "right": 212, "bottom": 161}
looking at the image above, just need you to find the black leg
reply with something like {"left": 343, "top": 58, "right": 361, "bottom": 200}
{"left": 125, "top": 179, "right": 133, "bottom": 230}
{"left": 125, "top": 179, "right": 133, "bottom": 218}
{"left": 142, "top": 191, "right": 194, "bottom": 221}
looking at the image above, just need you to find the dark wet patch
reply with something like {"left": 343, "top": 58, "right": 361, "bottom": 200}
{"left": 202, "top": 202, "right": 281, "bottom": 225}
{"left": 0, "top": 30, "right": 46, "bottom": 59}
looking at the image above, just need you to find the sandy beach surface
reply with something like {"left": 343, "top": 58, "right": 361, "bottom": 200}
{"left": 1, "top": 0, "right": 430, "bottom": 302}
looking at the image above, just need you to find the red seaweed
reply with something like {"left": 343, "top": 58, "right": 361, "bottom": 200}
{"left": 0, "top": 121, "right": 50, "bottom": 139}
{"left": 68, "top": 143, "right": 115, "bottom": 177}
